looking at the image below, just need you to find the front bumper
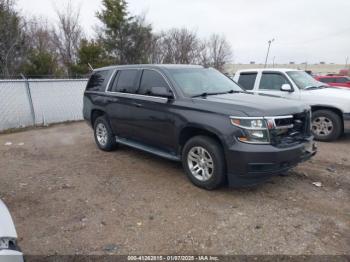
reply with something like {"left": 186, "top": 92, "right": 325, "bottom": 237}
{"left": 0, "top": 250, "right": 24, "bottom": 262}
{"left": 343, "top": 113, "right": 350, "bottom": 133}
{"left": 225, "top": 137, "right": 317, "bottom": 187}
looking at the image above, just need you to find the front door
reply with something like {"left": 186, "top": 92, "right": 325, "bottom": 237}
{"left": 255, "top": 72, "right": 300, "bottom": 99}
{"left": 106, "top": 69, "right": 142, "bottom": 139}
{"left": 129, "top": 69, "right": 177, "bottom": 153}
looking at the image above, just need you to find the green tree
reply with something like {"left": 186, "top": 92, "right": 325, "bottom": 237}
{"left": 21, "top": 17, "right": 63, "bottom": 78}
{"left": 97, "top": 0, "right": 153, "bottom": 64}
{"left": 21, "top": 50, "right": 60, "bottom": 77}
{"left": 71, "top": 39, "right": 111, "bottom": 76}
{"left": 0, "top": 0, "right": 27, "bottom": 77}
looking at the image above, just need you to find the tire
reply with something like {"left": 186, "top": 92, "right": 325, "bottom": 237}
{"left": 93, "top": 116, "right": 118, "bottom": 151}
{"left": 182, "top": 136, "right": 226, "bottom": 190}
{"left": 311, "top": 110, "right": 343, "bottom": 142}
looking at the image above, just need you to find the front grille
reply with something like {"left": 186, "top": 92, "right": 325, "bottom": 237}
{"left": 269, "top": 110, "right": 311, "bottom": 147}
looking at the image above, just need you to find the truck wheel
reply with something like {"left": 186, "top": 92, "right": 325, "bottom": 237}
{"left": 93, "top": 116, "right": 118, "bottom": 151}
{"left": 182, "top": 136, "right": 226, "bottom": 190}
{"left": 312, "top": 110, "right": 342, "bottom": 142}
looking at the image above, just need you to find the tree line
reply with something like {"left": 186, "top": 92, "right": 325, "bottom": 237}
{"left": 0, "top": 0, "right": 233, "bottom": 78}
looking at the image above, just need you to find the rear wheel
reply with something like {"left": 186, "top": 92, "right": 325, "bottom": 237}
{"left": 311, "top": 110, "right": 342, "bottom": 142}
{"left": 182, "top": 136, "right": 226, "bottom": 190}
{"left": 93, "top": 116, "right": 118, "bottom": 151}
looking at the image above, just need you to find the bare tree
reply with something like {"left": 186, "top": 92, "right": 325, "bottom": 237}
{"left": 206, "top": 34, "right": 233, "bottom": 71}
{"left": 52, "top": 1, "right": 83, "bottom": 76}
{"left": 147, "top": 33, "right": 166, "bottom": 64}
{"left": 151, "top": 28, "right": 202, "bottom": 64}
{"left": 26, "top": 17, "right": 56, "bottom": 53}
{"left": 148, "top": 30, "right": 233, "bottom": 69}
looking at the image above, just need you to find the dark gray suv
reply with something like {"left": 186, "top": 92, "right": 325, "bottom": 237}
{"left": 83, "top": 64, "right": 316, "bottom": 190}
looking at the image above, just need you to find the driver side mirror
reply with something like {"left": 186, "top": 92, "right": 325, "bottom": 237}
{"left": 281, "top": 84, "right": 293, "bottom": 92}
{"left": 150, "top": 86, "right": 174, "bottom": 98}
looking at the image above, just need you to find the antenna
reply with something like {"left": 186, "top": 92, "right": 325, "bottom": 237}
{"left": 88, "top": 63, "right": 94, "bottom": 71}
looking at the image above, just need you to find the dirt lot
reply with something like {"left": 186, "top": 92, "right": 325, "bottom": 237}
{"left": 0, "top": 122, "right": 349, "bottom": 255}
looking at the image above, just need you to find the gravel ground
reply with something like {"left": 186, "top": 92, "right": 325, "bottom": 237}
{"left": 0, "top": 122, "right": 349, "bottom": 255}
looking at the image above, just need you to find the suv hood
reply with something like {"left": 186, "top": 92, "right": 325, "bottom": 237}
{"left": 301, "top": 87, "right": 350, "bottom": 112}
{"left": 194, "top": 92, "right": 309, "bottom": 117}
{"left": 0, "top": 200, "right": 17, "bottom": 238}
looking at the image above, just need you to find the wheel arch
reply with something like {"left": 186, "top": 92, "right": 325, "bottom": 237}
{"left": 311, "top": 105, "right": 344, "bottom": 131}
{"left": 91, "top": 109, "right": 106, "bottom": 127}
{"left": 178, "top": 125, "right": 226, "bottom": 155}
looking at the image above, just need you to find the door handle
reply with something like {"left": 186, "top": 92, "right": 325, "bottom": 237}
{"left": 106, "top": 97, "right": 118, "bottom": 103}
{"left": 133, "top": 102, "right": 143, "bottom": 108}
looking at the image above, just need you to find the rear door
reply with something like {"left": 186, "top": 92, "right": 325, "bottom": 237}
{"left": 105, "top": 69, "right": 142, "bottom": 139}
{"left": 237, "top": 72, "right": 258, "bottom": 91}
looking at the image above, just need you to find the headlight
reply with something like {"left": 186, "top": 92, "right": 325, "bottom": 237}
{"left": 230, "top": 117, "right": 270, "bottom": 144}
{"left": 0, "top": 237, "right": 16, "bottom": 250}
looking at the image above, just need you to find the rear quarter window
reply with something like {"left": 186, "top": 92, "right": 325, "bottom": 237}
{"left": 86, "top": 70, "right": 113, "bottom": 92}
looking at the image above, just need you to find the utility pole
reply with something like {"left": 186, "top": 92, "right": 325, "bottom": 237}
{"left": 346, "top": 56, "right": 349, "bottom": 68}
{"left": 264, "top": 38, "right": 275, "bottom": 68}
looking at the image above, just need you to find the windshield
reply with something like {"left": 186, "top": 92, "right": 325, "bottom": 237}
{"left": 168, "top": 68, "right": 243, "bottom": 97}
{"left": 286, "top": 71, "right": 325, "bottom": 89}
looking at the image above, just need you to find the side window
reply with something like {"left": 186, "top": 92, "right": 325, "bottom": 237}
{"left": 109, "top": 71, "right": 120, "bottom": 92}
{"left": 238, "top": 73, "right": 257, "bottom": 90}
{"left": 139, "top": 70, "right": 170, "bottom": 95}
{"left": 259, "top": 73, "right": 289, "bottom": 90}
{"left": 318, "top": 78, "right": 329, "bottom": 83}
{"left": 115, "top": 70, "right": 140, "bottom": 94}
{"left": 320, "top": 78, "right": 335, "bottom": 83}
{"left": 336, "top": 77, "right": 348, "bottom": 83}
{"left": 86, "top": 70, "right": 112, "bottom": 92}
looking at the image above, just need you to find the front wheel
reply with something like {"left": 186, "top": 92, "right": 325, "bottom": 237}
{"left": 311, "top": 110, "right": 342, "bottom": 142}
{"left": 182, "top": 136, "right": 226, "bottom": 190}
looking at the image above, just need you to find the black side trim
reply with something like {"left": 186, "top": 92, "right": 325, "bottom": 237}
{"left": 115, "top": 137, "right": 180, "bottom": 161}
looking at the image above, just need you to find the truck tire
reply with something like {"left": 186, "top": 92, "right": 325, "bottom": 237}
{"left": 312, "top": 110, "right": 342, "bottom": 142}
{"left": 182, "top": 136, "right": 226, "bottom": 190}
{"left": 93, "top": 116, "right": 118, "bottom": 151}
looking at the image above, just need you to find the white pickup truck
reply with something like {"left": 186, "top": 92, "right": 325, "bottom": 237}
{"left": 233, "top": 68, "right": 350, "bottom": 141}
{"left": 0, "top": 200, "right": 23, "bottom": 262}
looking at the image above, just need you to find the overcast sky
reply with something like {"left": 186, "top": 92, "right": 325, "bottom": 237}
{"left": 16, "top": 0, "right": 350, "bottom": 64}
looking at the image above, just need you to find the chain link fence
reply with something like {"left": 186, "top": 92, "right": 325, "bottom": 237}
{"left": 0, "top": 79, "right": 88, "bottom": 132}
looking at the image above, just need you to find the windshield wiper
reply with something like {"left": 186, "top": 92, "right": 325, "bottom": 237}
{"left": 192, "top": 90, "right": 241, "bottom": 98}
{"left": 304, "top": 85, "right": 327, "bottom": 90}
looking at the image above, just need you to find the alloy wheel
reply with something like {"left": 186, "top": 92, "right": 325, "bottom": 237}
{"left": 187, "top": 146, "right": 214, "bottom": 182}
{"left": 312, "top": 116, "right": 334, "bottom": 137}
{"left": 96, "top": 123, "right": 108, "bottom": 146}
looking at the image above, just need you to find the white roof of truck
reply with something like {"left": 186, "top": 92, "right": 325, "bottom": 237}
{"left": 236, "top": 68, "right": 303, "bottom": 73}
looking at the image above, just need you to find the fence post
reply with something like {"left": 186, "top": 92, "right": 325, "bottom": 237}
{"left": 20, "top": 74, "right": 36, "bottom": 126}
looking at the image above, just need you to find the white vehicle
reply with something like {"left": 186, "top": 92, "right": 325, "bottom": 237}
{"left": 0, "top": 200, "right": 23, "bottom": 262}
{"left": 233, "top": 68, "right": 350, "bottom": 141}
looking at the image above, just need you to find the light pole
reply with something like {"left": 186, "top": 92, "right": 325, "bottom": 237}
{"left": 346, "top": 56, "right": 349, "bottom": 68}
{"left": 264, "top": 38, "right": 275, "bottom": 68}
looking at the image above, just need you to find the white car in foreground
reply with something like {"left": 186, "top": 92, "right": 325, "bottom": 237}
{"left": 233, "top": 68, "right": 350, "bottom": 141}
{"left": 0, "top": 200, "right": 23, "bottom": 262}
